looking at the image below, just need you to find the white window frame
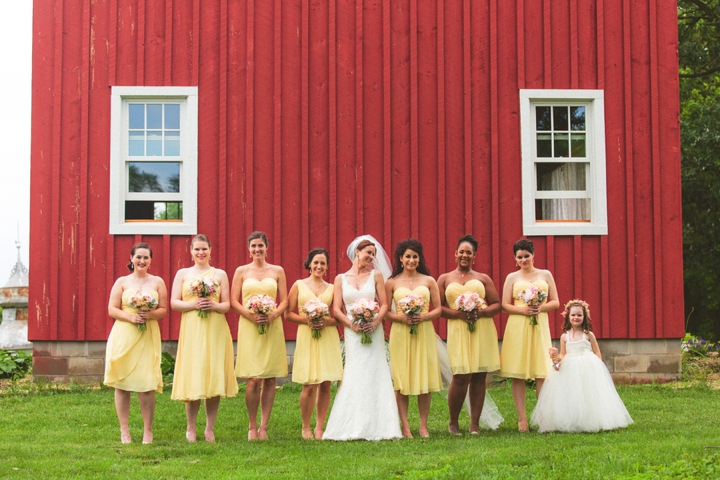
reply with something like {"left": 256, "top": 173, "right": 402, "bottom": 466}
{"left": 109, "top": 86, "right": 198, "bottom": 235}
{"left": 519, "top": 89, "right": 608, "bottom": 236}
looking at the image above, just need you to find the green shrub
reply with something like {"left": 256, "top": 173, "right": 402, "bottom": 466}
{"left": 160, "top": 351, "right": 175, "bottom": 384}
{"left": 0, "top": 349, "right": 32, "bottom": 380}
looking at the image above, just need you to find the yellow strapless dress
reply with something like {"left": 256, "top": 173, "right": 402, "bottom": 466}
{"left": 171, "top": 268, "right": 238, "bottom": 401}
{"left": 291, "top": 281, "right": 343, "bottom": 385}
{"left": 388, "top": 286, "right": 442, "bottom": 395}
{"left": 499, "top": 280, "right": 552, "bottom": 380}
{"left": 104, "top": 289, "right": 162, "bottom": 393}
{"left": 235, "top": 277, "right": 288, "bottom": 379}
{"left": 444, "top": 280, "right": 501, "bottom": 375}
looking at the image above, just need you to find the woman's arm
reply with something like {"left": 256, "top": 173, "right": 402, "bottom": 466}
{"left": 206, "top": 269, "right": 231, "bottom": 314}
{"left": 230, "top": 266, "right": 256, "bottom": 320}
{"left": 479, "top": 274, "right": 501, "bottom": 318}
{"left": 382, "top": 278, "right": 405, "bottom": 323}
{"left": 285, "top": 281, "right": 306, "bottom": 325}
{"left": 539, "top": 270, "right": 560, "bottom": 313}
{"left": 270, "top": 266, "right": 289, "bottom": 320}
{"left": 372, "top": 270, "right": 389, "bottom": 329}
{"left": 421, "top": 277, "right": 442, "bottom": 322}
{"left": 107, "top": 278, "right": 137, "bottom": 324}
{"left": 144, "top": 276, "right": 168, "bottom": 320}
{"left": 332, "top": 275, "right": 353, "bottom": 329}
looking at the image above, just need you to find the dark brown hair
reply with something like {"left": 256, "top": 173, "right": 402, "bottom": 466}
{"left": 391, "top": 238, "right": 431, "bottom": 278}
{"left": 304, "top": 248, "right": 330, "bottom": 271}
{"left": 457, "top": 234, "right": 478, "bottom": 252}
{"left": 561, "top": 300, "right": 593, "bottom": 333}
{"left": 127, "top": 242, "right": 152, "bottom": 271}
{"left": 513, "top": 238, "right": 534, "bottom": 255}
{"left": 247, "top": 231, "right": 269, "bottom": 247}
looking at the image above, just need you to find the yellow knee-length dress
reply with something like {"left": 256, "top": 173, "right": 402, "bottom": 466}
{"left": 444, "top": 279, "right": 501, "bottom": 375}
{"left": 104, "top": 290, "right": 163, "bottom": 393}
{"left": 388, "top": 286, "right": 442, "bottom": 395}
{"left": 171, "top": 268, "right": 238, "bottom": 401}
{"left": 291, "top": 281, "right": 343, "bottom": 385}
{"left": 499, "top": 280, "right": 552, "bottom": 380}
{"left": 234, "top": 278, "right": 288, "bottom": 379}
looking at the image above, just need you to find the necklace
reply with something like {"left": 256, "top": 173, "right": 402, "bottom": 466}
{"left": 133, "top": 274, "right": 149, "bottom": 286}
{"left": 404, "top": 273, "right": 419, "bottom": 287}
{"left": 350, "top": 270, "right": 369, "bottom": 289}
{"left": 521, "top": 269, "right": 537, "bottom": 281}
{"left": 307, "top": 279, "right": 326, "bottom": 294}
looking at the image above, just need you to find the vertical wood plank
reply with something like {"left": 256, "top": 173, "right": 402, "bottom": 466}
{"left": 623, "top": 0, "right": 636, "bottom": 338}
{"left": 302, "top": 0, "right": 311, "bottom": 260}
{"left": 355, "top": 0, "right": 364, "bottom": 232}
{"left": 436, "top": 0, "right": 445, "bottom": 275}
{"left": 274, "top": 0, "right": 283, "bottom": 262}
{"left": 218, "top": 0, "right": 228, "bottom": 262}
{"left": 543, "top": 0, "right": 551, "bottom": 87}
{"left": 245, "top": 0, "right": 255, "bottom": 231}
{"left": 410, "top": 0, "right": 419, "bottom": 237}
{"left": 490, "top": 0, "right": 501, "bottom": 282}
{"left": 462, "top": 0, "right": 472, "bottom": 233}
{"left": 383, "top": 0, "right": 392, "bottom": 249}
{"left": 570, "top": 0, "right": 578, "bottom": 89}
{"left": 164, "top": 0, "right": 172, "bottom": 85}
{"left": 137, "top": 0, "right": 145, "bottom": 84}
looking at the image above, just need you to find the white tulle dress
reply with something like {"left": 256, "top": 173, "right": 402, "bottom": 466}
{"left": 323, "top": 274, "right": 402, "bottom": 441}
{"left": 530, "top": 332, "right": 633, "bottom": 433}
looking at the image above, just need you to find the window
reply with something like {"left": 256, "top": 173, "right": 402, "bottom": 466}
{"left": 519, "top": 89, "right": 608, "bottom": 235}
{"left": 109, "top": 86, "right": 198, "bottom": 235}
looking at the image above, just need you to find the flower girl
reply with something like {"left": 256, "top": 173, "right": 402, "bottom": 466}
{"left": 530, "top": 300, "right": 633, "bottom": 433}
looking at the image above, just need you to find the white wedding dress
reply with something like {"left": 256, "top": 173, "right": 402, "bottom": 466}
{"left": 323, "top": 274, "right": 402, "bottom": 440}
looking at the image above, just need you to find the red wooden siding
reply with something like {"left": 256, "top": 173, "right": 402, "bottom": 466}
{"left": 29, "top": 0, "right": 684, "bottom": 342}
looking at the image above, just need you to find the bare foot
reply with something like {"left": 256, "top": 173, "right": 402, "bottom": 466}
{"left": 142, "top": 432, "right": 153, "bottom": 444}
{"left": 314, "top": 427, "right": 324, "bottom": 440}
{"left": 258, "top": 429, "right": 269, "bottom": 440}
{"left": 419, "top": 427, "right": 430, "bottom": 439}
{"left": 120, "top": 431, "right": 132, "bottom": 444}
{"left": 205, "top": 430, "right": 215, "bottom": 442}
{"left": 186, "top": 430, "right": 197, "bottom": 442}
{"left": 301, "top": 428, "right": 313, "bottom": 440}
{"left": 448, "top": 424, "right": 462, "bottom": 435}
{"left": 469, "top": 425, "right": 480, "bottom": 435}
{"left": 248, "top": 429, "right": 259, "bottom": 441}
{"left": 402, "top": 427, "right": 413, "bottom": 439}
{"left": 518, "top": 420, "right": 529, "bottom": 432}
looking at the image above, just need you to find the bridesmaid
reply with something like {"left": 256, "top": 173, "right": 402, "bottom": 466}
{"left": 105, "top": 242, "right": 167, "bottom": 444}
{"left": 437, "top": 234, "right": 501, "bottom": 434}
{"left": 384, "top": 238, "right": 443, "bottom": 438}
{"left": 170, "top": 234, "right": 238, "bottom": 442}
{"left": 499, "top": 238, "right": 559, "bottom": 432}
{"left": 286, "top": 248, "right": 343, "bottom": 440}
{"left": 231, "top": 231, "right": 289, "bottom": 440}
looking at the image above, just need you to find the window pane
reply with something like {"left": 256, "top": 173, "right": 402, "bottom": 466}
{"left": 571, "top": 133, "right": 586, "bottom": 157}
{"left": 128, "top": 162, "right": 180, "bottom": 192}
{"left": 571, "top": 106, "right": 585, "bottom": 131}
{"left": 165, "top": 131, "right": 180, "bottom": 156}
{"left": 554, "top": 133, "right": 569, "bottom": 157}
{"left": 537, "top": 162, "right": 587, "bottom": 191}
{"left": 147, "top": 104, "right": 162, "bottom": 129}
{"left": 536, "top": 106, "right": 551, "bottom": 131}
{"left": 165, "top": 104, "right": 180, "bottom": 129}
{"left": 537, "top": 133, "right": 552, "bottom": 157}
{"left": 147, "top": 131, "right": 163, "bottom": 156}
{"left": 126, "top": 201, "right": 183, "bottom": 221}
{"left": 535, "top": 198, "right": 591, "bottom": 221}
{"left": 129, "top": 104, "right": 145, "bottom": 129}
{"left": 553, "top": 106, "right": 568, "bottom": 131}
{"left": 129, "top": 131, "right": 145, "bottom": 156}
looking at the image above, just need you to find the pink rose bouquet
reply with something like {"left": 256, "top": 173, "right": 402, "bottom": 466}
{"left": 516, "top": 285, "right": 548, "bottom": 326}
{"left": 549, "top": 347, "right": 560, "bottom": 370}
{"left": 349, "top": 298, "right": 379, "bottom": 345}
{"left": 247, "top": 294, "right": 277, "bottom": 334}
{"left": 129, "top": 290, "right": 158, "bottom": 331}
{"left": 454, "top": 292, "right": 488, "bottom": 332}
{"left": 301, "top": 298, "right": 330, "bottom": 339}
{"left": 185, "top": 276, "right": 220, "bottom": 319}
{"left": 397, "top": 293, "right": 425, "bottom": 335}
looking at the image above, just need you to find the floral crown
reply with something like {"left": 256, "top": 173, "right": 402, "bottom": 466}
{"left": 560, "top": 299, "right": 591, "bottom": 319}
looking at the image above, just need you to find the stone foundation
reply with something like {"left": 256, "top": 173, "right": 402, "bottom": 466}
{"left": 32, "top": 338, "right": 680, "bottom": 384}
{"left": 32, "top": 340, "right": 299, "bottom": 384}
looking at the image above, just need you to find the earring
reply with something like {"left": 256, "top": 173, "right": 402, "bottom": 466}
{"left": 401, "top": 264, "right": 404, "bottom": 269}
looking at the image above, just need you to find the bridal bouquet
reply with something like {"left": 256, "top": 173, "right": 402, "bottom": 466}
{"left": 186, "top": 276, "right": 220, "bottom": 319}
{"left": 129, "top": 290, "right": 158, "bottom": 331}
{"left": 454, "top": 292, "right": 487, "bottom": 332}
{"left": 247, "top": 294, "right": 277, "bottom": 334}
{"left": 397, "top": 293, "right": 425, "bottom": 335}
{"left": 301, "top": 298, "right": 330, "bottom": 339}
{"left": 349, "top": 298, "right": 379, "bottom": 345}
{"left": 516, "top": 285, "right": 548, "bottom": 326}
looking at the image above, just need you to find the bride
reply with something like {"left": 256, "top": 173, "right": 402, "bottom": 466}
{"left": 323, "top": 235, "right": 402, "bottom": 441}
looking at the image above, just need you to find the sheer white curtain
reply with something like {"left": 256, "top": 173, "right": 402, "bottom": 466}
{"left": 540, "top": 163, "right": 590, "bottom": 221}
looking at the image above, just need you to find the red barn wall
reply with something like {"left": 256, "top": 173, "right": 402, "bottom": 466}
{"left": 29, "top": 0, "right": 684, "bottom": 343}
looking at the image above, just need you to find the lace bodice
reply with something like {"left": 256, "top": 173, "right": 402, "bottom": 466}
{"left": 565, "top": 332, "right": 593, "bottom": 356}
{"left": 341, "top": 273, "right": 376, "bottom": 309}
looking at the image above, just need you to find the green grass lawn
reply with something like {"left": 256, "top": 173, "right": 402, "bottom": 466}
{"left": 0, "top": 381, "right": 718, "bottom": 479}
